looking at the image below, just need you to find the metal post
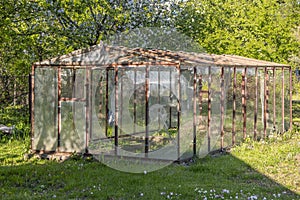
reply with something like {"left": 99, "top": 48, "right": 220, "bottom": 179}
{"left": 114, "top": 67, "right": 119, "bottom": 155}
{"left": 177, "top": 66, "right": 181, "bottom": 159}
{"left": 57, "top": 67, "right": 62, "bottom": 151}
{"left": 242, "top": 68, "right": 247, "bottom": 139}
{"left": 273, "top": 67, "right": 276, "bottom": 131}
{"left": 289, "top": 67, "right": 293, "bottom": 130}
{"left": 232, "top": 67, "right": 236, "bottom": 145}
{"left": 220, "top": 67, "right": 225, "bottom": 149}
{"left": 105, "top": 69, "right": 109, "bottom": 137}
{"left": 85, "top": 68, "right": 91, "bottom": 153}
{"left": 264, "top": 68, "right": 268, "bottom": 138}
{"left": 208, "top": 66, "right": 211, "bottom": 152}
{"left": 282, "top": 67, "right": 285, "bottom": 132}
{"left": 158, "top": 67, "right": 161, "bottom": 130}
{"left": 30, "top": 66, "right": 35, "bottom": 151}
{"left": 134, "top": 68, "right": 137, "bottom": 134}
{"left": 193, "top": 67, "right": 197, "bottom": 156}
{"left": 145, "top": 65, "right": 150, "bottom": 155}
{"left": 254, "top": 67, "right": 258, "bottom": 140}
{"left": 169, "top": 69, "right": 172, "bottom": 128}
{"left": 120, "top": 70, "right": 123, "bottom": 131}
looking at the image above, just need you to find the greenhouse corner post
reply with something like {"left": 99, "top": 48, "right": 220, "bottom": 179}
{"left": 193, "top": 67, "right": 197, "bottom": 156}
{"left": 232, "top": 67, "right": 237, "bottom": 145}
{"left": 114, "top": 67, "right": 119, "bottom": 155}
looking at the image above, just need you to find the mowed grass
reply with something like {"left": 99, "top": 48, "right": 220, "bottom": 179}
{"left": 0, "top": 130, "right": 299, "bottom": 200}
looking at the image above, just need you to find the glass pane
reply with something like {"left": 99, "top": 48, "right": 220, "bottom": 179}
{"left": 60, "top": 102, "right": 86, "bottom": 152}
{"left": 33, "top": 68, "right": 57, "bottom": 151}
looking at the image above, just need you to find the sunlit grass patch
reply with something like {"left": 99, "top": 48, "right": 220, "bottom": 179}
{"left": 0, "top": 130, "right": 299, "bottom": 199}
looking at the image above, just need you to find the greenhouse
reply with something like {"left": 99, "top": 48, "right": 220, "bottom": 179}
{"left": 31, "top": 43, "right": 292, "bottom": 161}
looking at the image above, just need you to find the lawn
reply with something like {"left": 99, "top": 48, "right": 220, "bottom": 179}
{"left": 0, "top": 129, "right": 299, "bottom": 199}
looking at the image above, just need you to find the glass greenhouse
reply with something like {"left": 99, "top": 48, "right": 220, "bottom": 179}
{"left": 31, "top": 43, "right": 292, "bottom": 161}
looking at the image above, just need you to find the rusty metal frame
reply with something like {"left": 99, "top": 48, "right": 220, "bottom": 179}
{"left": 273, "top": 67, "right": 276, "bottom": 131}
{"left": 177, "top": 66, "right": 181, "bottom": 159}
{"left": 31, "top": 46, "right": 293, "bottom": 161}
{"left": 220, "top": 67, "right": 225, "bottom": 149}
{"left": 282, "top": 67, "right": 285, "bottom": 132}
{"left": 242, "top": 67, "right": 247, "bottom": 139}
{"left": 114, "top": 67, "right": 119, "bottom": 155}
{"left": 254, "top": 67, "right": 258, "bottom": 140}
{"left": 193, "top": 67, "right": 197, "bottom": 155}
{"left": 145, "top": 64, "right": 150, "bottom": 155}
{"left": 263, "top": 68, "right": 269, "bottom": 138}
{"left": 232, "top": 67, "right": 237, "bottom": 145}
{"left": 207, "top": 66, "right": 212, "bottom": 152}
{"left": 289, "top": 67, "right": 293, "bottom": 130}
{"left": 105, "top": 69, "right": 109, "bottom": 137}
{"left": 57, "top": 67, "right": 62, "bottom": 151}
{"left": 133, "top": 67, "right": 137, "bottom": 134}
{"left": 169, "top": 69, "right": 172, "bottom": 128}
{"left": 30, "top": 65, "right": 35, "bottom": 151}
{"left": 85, "top": 68, "right": 90, "bottom": 153}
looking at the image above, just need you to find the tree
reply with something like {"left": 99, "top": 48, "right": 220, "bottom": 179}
{"left": 177, "top": 0, "right": 300, "bottom": 64}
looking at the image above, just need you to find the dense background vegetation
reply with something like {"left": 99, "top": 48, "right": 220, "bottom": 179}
{"left": 0, "top": 0, "right": 300, "bottom": 135}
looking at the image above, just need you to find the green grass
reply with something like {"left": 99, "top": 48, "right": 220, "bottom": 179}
{"left": 0, "top": 130, "right": 299, "bottom": 199}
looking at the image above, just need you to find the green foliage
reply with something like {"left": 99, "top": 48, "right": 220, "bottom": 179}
{"left": 0, "top": 134, "right": 300, "bottom": 199}
{"left": 177, "top": 0, "right": 300, "bottom": 64}
{"left": 0, "top": 105, "right": 30, "bottom": 141}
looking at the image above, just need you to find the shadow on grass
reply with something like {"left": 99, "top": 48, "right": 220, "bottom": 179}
{"left": 0, "top": 151, "right": 299, "bottom": 199}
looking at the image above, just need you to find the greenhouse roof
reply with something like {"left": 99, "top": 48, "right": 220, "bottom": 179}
{"left": 34, "top": 42, "right": 289, "bottom": 68}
